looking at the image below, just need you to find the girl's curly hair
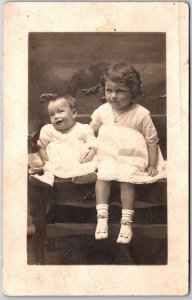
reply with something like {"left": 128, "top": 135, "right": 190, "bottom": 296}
{"left": 40, "top": 93, "right": 77, "bottom": 110}
{"left": 82, "top": 63, "right": 142, "bottom": 99}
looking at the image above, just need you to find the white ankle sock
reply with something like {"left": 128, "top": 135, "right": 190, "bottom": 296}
{"left": 95, "top": 204, "right": 109, "bottom": 240}
{"left": 117, "top": 209, "right": 134, "bottom": 244}
{"left": 96, "top": 204, "right": 109, "bottom": 217}
{"left": 121, "top": 209, "right": 134, "bottom": 224}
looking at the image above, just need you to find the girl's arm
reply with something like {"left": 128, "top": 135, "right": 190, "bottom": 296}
{"left": 90, "top": 107, "right": 103, "bottom": 135}
{"left": 141, "top": 113, "right": 159, "bottom": 177}
{"left": 147, "top": 143, "right": 158, "bottom": 176}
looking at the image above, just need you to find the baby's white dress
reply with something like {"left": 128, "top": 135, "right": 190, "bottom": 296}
{"left": 90, "top": 103, "right": 166, "bottom": 184}
{"left": 37, "top": 122, "right": 97, "bottom": 178}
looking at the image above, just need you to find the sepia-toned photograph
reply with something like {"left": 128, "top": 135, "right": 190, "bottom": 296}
{"left": 3, "top": 2, "right": 188, "bottom": 296}
{"left": 28, "top": 32, "right": 167, "bottom": 265}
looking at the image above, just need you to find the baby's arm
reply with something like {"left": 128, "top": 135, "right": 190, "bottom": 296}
{"left": 80, "top": 124, "right": 97, "bottom": 163}
{"left": 81, "top": 148, "right": 96, "bottom": 163}
{"left": 37, "top": 125, "right": 52, "bottom": 164}
{"left": 38, "top": 147, "right": 49, "bottom": 164}
{"left": 81, "top": 107, "right": 103, "bottom": 163}
{"left": 147, "top": 144, "right": 158, "bottom": 176}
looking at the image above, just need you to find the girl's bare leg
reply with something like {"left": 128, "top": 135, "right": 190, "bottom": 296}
{"left": 117, "top": 182, "right": 135, "bottom": 244}
{"left": 95, "top": 180, "right": 111, "bottom": 239}
{"left": 96, "top": 180, "right": 112, "bottom": 204}
{"left": 120, "top": 182, "right": 135, "bottom": 209}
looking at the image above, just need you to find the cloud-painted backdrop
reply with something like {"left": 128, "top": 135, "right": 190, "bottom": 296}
{"left": 29, "top": 33, "right": 166, "bottom": 122}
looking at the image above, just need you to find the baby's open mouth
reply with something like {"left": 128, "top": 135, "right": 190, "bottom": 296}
{"left": 55, "top": 120, "right": 63, "bottom": 125}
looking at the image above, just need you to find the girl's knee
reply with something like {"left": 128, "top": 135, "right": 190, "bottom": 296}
{"left": 96, "top": 180, "right": 111, "bottom": 189}
{"left": 120, "top": 182, "right": 135, "bottom": 192}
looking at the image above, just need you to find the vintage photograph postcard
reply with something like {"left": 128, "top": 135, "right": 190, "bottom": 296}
{"left": 3, "top": 1, "right": 189, "bottom": 296}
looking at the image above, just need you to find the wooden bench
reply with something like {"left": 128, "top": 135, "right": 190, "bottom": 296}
{"left": 28, "top": 114, "right": 167, "bottom": 264}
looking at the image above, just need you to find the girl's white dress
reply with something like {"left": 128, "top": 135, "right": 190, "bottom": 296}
{"left": 37, "top": 122, "right": 97, "bottom": 178}
{"left": 90, "top": 103, "right": 166, "bottom": 184}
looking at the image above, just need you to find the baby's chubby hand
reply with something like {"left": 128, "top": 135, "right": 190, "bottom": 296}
{"left": 147, "top": 165, "right": 158, "bottom": 177}
{"left": 80, "top": 148, "right": 96, "bottom": 164}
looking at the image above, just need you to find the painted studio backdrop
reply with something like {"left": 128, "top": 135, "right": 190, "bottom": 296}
{"left": 28, "top": 33, "right": 166, "bottom": 114}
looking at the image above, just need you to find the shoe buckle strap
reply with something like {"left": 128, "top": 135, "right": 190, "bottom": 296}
{"left": 121, "top": 220, "right": 132, "bottom": 225}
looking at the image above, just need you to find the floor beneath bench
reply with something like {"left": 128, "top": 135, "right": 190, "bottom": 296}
{"left": 28, "top": 224, "right": 167, "bottom": 265}
{"left": 27, "top": 204, "right": 167, "bottom": 265}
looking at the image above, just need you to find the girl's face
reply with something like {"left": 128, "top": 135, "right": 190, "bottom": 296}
{"left": 105, "top": 79, "right": 132, "bottom": 111}
{"left": 47, "top": 98, "right": 76, "bottom": 132}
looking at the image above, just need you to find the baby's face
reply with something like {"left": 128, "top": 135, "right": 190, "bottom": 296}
{"left": 47, "top": 98, "right": 76, "bottom": 132}
{"left": 105, "top": 79, "right": 132, "bottom": 111}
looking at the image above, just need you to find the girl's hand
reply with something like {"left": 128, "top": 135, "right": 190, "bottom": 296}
{"left": 39, "top": 148, "right": 49, "bottom": 164}
{"left": 81, "top": 149, "right": 96, "bottom": 163}
{"left": 147, "top": 165, "right": 158, "bottom": 177}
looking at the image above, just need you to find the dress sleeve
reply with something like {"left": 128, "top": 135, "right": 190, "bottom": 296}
{"left": 83, "top": 124, "right": 98, "bottom": 150}
{"left": 90, "top": 108, "right": 103, "bottom": 133}
{"left": 141, "top": 113, "right": 159, "bottom": 146}
{"left": 37, "top": 125, "right": 52, "bottom": 149}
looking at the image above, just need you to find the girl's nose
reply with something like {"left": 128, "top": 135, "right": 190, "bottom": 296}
{"left": 111, "top": 92, "right": 117, "bottom": 100}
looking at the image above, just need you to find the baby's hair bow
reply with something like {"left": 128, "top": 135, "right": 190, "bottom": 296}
{"left": 40, "top": 93, "right": 58, "bottom": 103}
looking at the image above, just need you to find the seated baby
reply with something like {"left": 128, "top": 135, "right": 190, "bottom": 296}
{"left": 29, "top": 93, "right": 97, "bottom": 188}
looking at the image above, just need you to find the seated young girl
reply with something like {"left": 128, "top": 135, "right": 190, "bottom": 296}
{"left": 29, "top": 93, "right": 97, "bottom": 188}
{"left": 85, "top": 62, "right": 166, "bottom": 244}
